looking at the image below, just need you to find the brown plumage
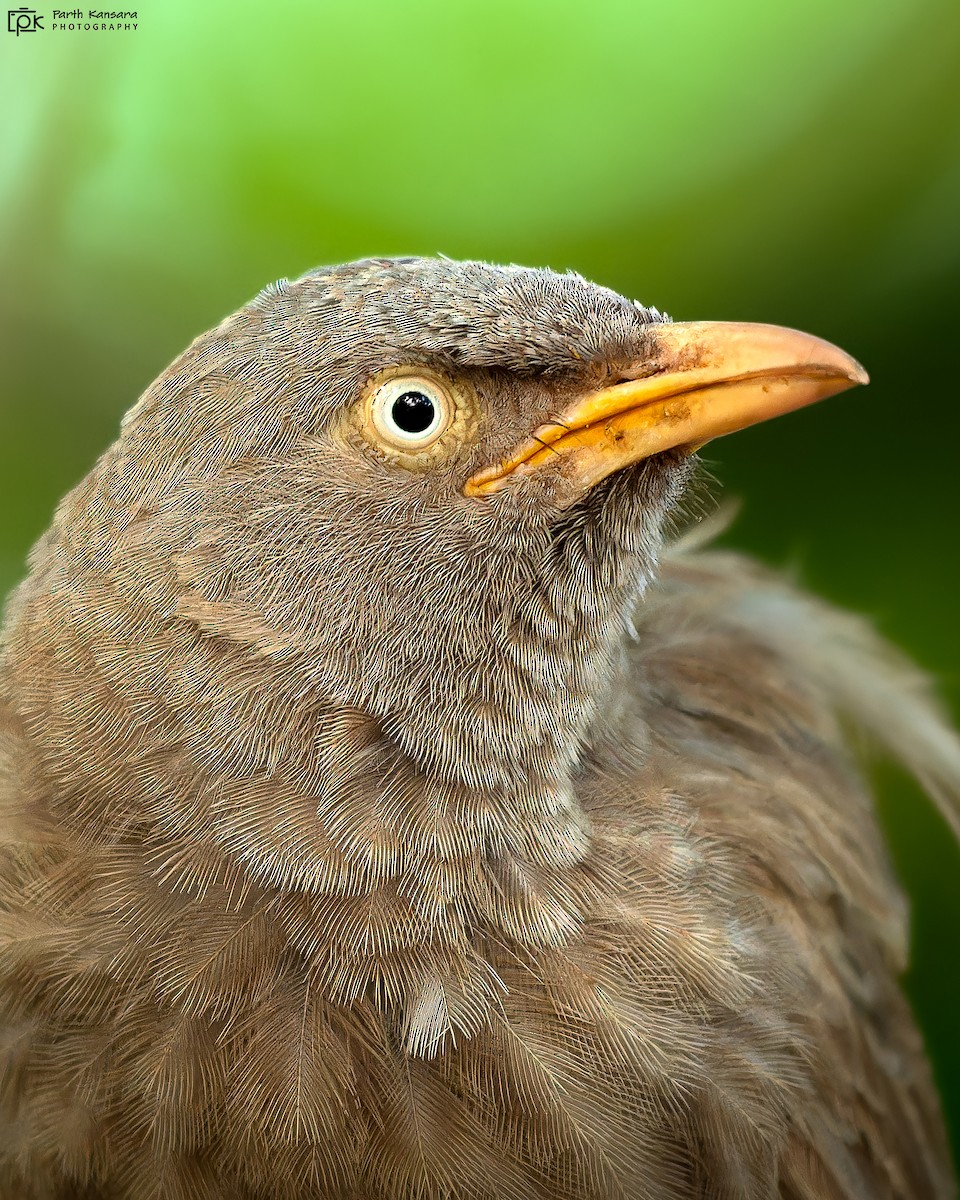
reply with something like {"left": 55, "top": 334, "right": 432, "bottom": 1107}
{"left": 0, "top": 257, "right": 956, "bottom": 1199}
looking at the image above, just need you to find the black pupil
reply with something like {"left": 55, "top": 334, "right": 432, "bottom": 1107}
{"left": 391, "top": 391, "right": 436, "bottom": 435}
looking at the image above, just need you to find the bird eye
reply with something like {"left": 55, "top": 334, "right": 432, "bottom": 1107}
{"left": 369, "top": 375, "right": 452, "bottom": 451}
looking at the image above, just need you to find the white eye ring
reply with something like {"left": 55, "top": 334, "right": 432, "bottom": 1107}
{"left": 370, "top": 375, "right": 452, "bottom": 451}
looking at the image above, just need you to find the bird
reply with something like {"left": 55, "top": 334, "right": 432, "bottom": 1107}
{"left": 0, "top": 256, "right": 957, "bottom": 1200}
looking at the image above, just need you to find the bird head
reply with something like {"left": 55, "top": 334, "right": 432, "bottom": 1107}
{"left": 7, "top": 257, "right": 865, "bottom": 901}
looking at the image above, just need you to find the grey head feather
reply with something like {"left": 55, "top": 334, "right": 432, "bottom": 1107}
{"left": 68, "top": 258, "right": 693, "bottom": 893}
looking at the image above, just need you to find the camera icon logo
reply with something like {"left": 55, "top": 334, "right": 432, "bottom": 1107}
{"left": 7, "top": 6, "right": 43, "bottom": 33}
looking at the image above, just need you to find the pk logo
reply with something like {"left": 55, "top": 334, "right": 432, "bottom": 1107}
{"left": 8, "top": 6, "right": 43, "bottom": 33}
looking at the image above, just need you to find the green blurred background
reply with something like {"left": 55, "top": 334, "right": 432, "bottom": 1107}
{"left": 2, "top": 0, "right": 959, "bottom": 1159}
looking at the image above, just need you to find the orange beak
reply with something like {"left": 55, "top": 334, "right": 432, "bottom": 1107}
{"left": 464, "top": 321, "right": 867, "bottom": 498}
